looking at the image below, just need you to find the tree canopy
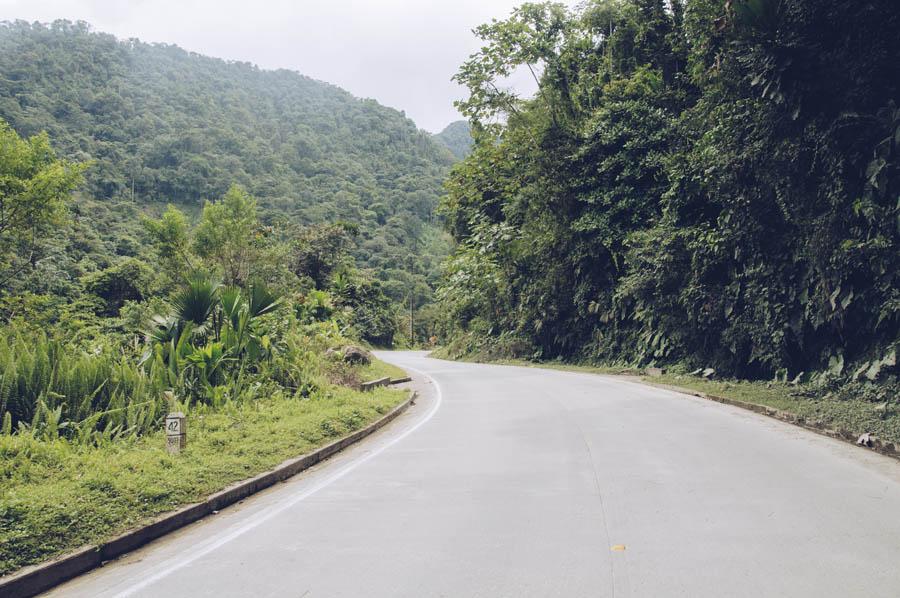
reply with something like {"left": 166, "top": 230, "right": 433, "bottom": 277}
{"left": 0, "top": 120, "right": 85, "bottom": 286}
{"left": 438, "top": 0, "right": 899, "bottom": 382}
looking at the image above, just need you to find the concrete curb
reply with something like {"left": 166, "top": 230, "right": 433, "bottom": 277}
{"left": 637, "top": 380, "right": 900, "bottom": 462}
{"left": 359, "top": 376, "right": 391, "bottom": 391}
{"left": 0, "top": 390, "right": 417, "bottom": 598}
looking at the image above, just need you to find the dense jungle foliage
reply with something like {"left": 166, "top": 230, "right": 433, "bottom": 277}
{"left": 438, "top": 0, "right": 899, "bottom": 387}
{"left": 0, "top": 20, "right": 455, "bottom": 335}
{"left": 0, "top": 115, "right": 404, "bottom": 441}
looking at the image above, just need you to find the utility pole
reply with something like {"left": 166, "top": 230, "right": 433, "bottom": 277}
{"left": 409, "top": 293, "right": 414, "bottom": 347}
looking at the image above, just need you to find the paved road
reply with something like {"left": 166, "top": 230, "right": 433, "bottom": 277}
{"left": 47, "top": 352, "right": 900, "bottom": 597}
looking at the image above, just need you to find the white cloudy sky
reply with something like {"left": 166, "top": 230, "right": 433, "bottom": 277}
{"left": 0, "top": 0, "right": 574, "bottom": 132}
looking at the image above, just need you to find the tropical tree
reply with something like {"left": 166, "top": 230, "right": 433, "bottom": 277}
{"left": 0, "top": 120, "right": 86, "bottom": 287}
{"left": 142, "top": 204, "right": 195, "bottom": 282}
{"left": 193, "top": 184, "right": 261, "bottom": 286}
{"left": 291, "top": 222, "right": 357, "bottom": 288}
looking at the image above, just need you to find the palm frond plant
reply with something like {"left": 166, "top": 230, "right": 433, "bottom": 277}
{"left": 184, "top": 342, "right": 233, "bottom": 404}
{"left": 141, "top": 276, "right": 284, "bottom": 405}
{"left": 248, "top": 281, "right": 282, "bottom": 318}
{"left": 170, "top": 274, "right": 221, "bottom": 338}
{"left": 220, "top": 287, "right": 249, "bottom": 354}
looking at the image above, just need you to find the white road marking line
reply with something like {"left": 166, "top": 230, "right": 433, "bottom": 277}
{"left": 111, "top": 363, "right": 442, "bottom": 598}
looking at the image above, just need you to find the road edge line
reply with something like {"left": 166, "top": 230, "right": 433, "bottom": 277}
{"left": 0, "top": 389, "right": 418, "bottom": 598}
{"left": 630, "top": 379, "right": 900, "bottom": 462}
{"left": 425, "top": 354, "right": 899, "bottom": 463}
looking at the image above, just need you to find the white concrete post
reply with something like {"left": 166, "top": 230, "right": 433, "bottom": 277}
{"left": 166, "top": 412, "right": 187, "bottom": 454}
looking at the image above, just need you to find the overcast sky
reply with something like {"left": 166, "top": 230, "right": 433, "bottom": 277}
{"left": 0, "top": 0, "right": 574, "bottom": 132}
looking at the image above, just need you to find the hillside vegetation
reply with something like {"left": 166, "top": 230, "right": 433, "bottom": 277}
{"left": 434, "top": 120, "right": 474, "bottom": 160}
{"left": 0, "top": 20, "right": 454, "bottom": 333}
{"left": 438, "top": 0, "right": 898, "bottom": 400}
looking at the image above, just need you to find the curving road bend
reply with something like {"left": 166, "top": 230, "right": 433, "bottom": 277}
{"left": 45, "top": 351, "right": 900, "bottom": 597}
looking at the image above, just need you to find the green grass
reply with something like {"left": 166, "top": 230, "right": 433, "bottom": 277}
{"left": 358, "top": 358, "right": 408, "bottom": 382}
{"left": 432, "top": 355, "right": 900, "bottom": 446}
{"left": 0, "top": 382, "right": 407, "bottom": 577}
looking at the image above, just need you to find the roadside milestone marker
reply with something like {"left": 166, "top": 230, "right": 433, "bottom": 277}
{"left": 166, "top": 412, "right": 187, "bottom": 454}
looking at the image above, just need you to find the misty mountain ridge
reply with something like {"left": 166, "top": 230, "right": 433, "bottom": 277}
{"left": 433, "top": 120, "right": 473, "bottom": 160}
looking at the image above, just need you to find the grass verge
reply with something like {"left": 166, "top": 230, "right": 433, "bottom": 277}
{"left": 434, "top": 356, "right": 900, "bottom": 446}
{"left": 0, "top": 380, "right": 406, "bottom": 577}
{"left": 359, "top": 358, "right": 408, "bottom": 382}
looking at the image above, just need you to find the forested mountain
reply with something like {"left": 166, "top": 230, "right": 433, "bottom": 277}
{"left": 433, "top": 121, "right": 473, "bottom": 160}
{"left": 439, "top": 0, "right": 899, "bottom": 385}
{"left": 0, "top": 20, "right": 452, "bottom": 316}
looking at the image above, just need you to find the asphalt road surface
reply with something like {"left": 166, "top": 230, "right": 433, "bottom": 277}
{"left": 46, "top": 351, "right": 900, "bottom": 597}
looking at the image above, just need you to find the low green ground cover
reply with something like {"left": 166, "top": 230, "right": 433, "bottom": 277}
{"left": 359, "top": 359, "right": 407, "bottom": 383}
{"left": 0, "top": 382, "right": 406, "bottom": 577}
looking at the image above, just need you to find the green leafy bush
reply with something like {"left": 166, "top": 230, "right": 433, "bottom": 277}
{"left": 0, "top": 327, "right": 167, "bottom": 441}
